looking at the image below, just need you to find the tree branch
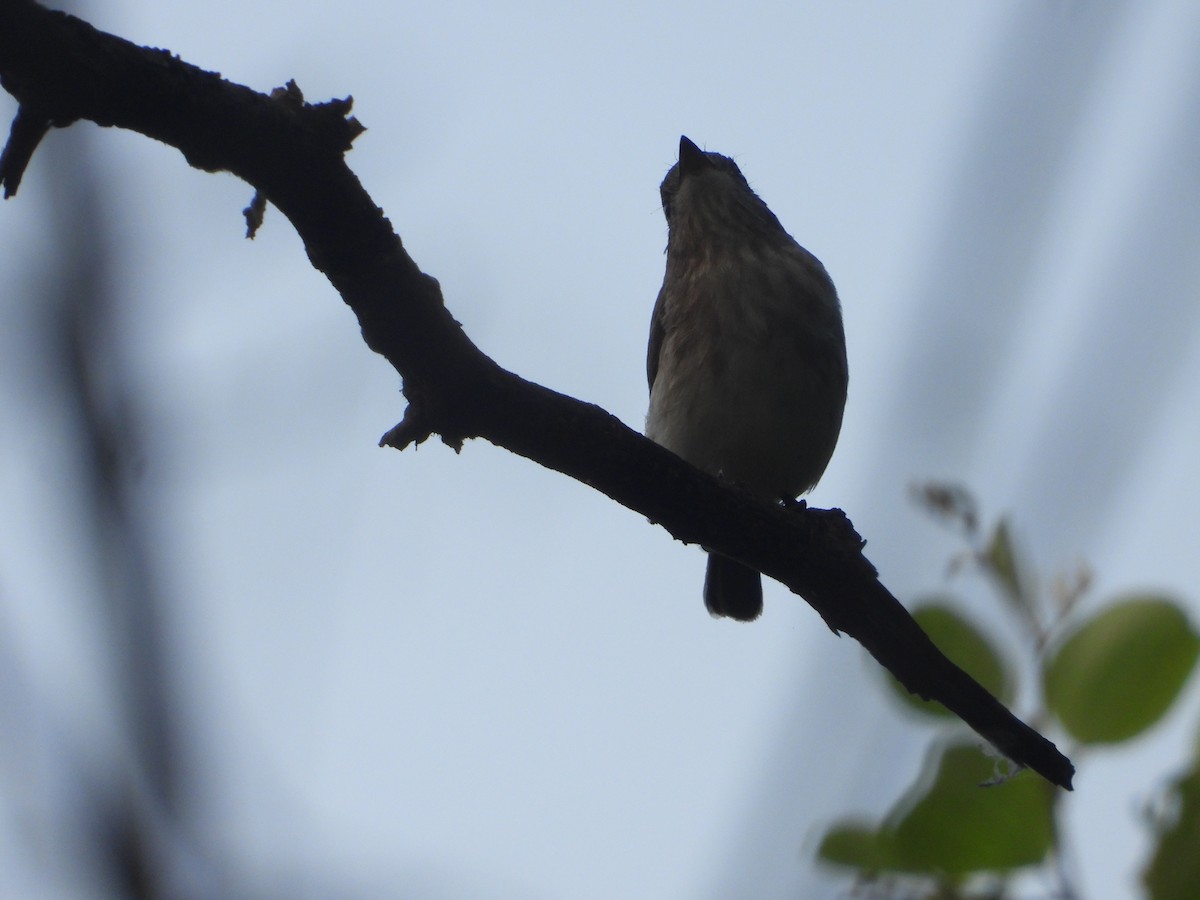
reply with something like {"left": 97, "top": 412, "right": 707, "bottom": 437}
{"left": 0, "top": 0, "right": 1074, "bottom": 789}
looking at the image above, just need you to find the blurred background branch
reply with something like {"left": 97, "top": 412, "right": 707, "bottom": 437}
{"left": 2, "top": 2, "right": 1198, "bottom": 898}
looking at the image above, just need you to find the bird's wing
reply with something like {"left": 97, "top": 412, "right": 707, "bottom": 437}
{"left": 646, "top": 283, "right": 668, "bottom": 392}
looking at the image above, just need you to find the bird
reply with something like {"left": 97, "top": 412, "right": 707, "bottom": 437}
{"left": 645, "top": 135, "right": 848, "bottom": 621}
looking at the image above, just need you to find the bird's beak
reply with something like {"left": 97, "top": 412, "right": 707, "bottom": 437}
{"left": 678, "top": 135, "right": 710, "bottom": 178}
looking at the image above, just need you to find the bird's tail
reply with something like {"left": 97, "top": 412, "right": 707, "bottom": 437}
{"left": 704, "top": 553, "right": 763, "bottom": 621}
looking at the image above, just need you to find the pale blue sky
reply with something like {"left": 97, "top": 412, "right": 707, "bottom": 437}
{"left": 2, "top": 2, "right": 1200, "bottom": 897}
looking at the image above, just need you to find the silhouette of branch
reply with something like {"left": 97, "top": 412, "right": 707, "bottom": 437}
{"left": 0, "top": 0, "right": 1074, "bottom": 789}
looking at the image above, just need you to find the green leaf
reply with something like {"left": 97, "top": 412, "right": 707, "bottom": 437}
{"left": 887, "top": 602, "right": 1014, "bottom": 717}
{"left": 816, "top": 822, "right": 896, "bottom": 872}
{"left": 817, "top": 743, "right": 1057, "bottom": 876}
{"left": 889, "top": 742, "right": 1057, "bottom": 874}
{"left": 1044, "top": 595, "right": 1199, "bottom": 745}
{"left": 983, "top": 518, "right": 1030, "bottom": 614}
{"left": 1143, "top": 733, "right": 1200, "bottom": 899}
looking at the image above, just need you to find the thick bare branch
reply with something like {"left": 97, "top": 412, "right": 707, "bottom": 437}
{"left": 0, "top": 0, "right": 1074, "bottom": 789}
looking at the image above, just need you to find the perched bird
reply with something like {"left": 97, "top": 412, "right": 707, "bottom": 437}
{"left": 646, "top": 136, "right": 848, "bottom": 621}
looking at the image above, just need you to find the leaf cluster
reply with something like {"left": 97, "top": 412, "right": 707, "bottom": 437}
{"left": 818, "top": 484, "right": 1200, "bottom": 899}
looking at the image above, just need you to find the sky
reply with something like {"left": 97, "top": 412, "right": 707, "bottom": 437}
{"left": 2, "top": 1, "right": 1200, "bottom": 897}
